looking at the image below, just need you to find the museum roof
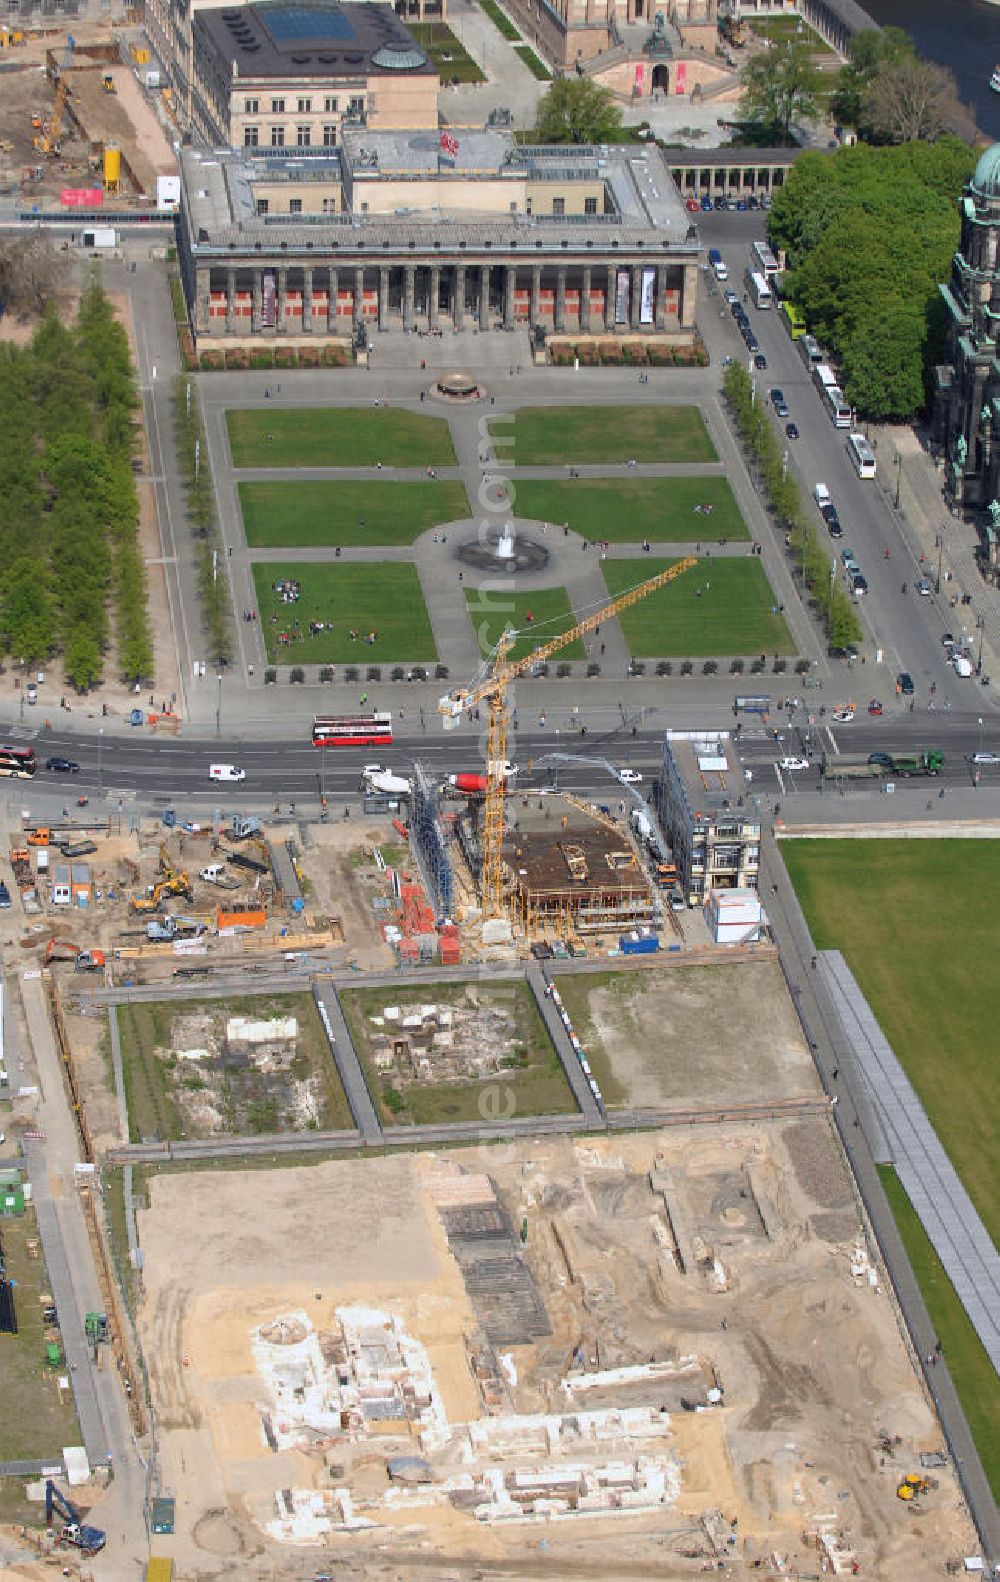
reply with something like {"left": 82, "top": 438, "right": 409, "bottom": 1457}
{"left": 178, "top": 140, "right": 696, "bottom": 255}
{"left": 193, "top": 0, "right": 434, "bottom": 79}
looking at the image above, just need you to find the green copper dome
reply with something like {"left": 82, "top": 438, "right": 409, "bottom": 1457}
{"left": 972, "top": 143, "right": 1000, "bottom": 198}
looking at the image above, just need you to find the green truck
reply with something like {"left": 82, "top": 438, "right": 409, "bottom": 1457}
{"left": 823, "top": 750, "right": 944, "bottom": 779}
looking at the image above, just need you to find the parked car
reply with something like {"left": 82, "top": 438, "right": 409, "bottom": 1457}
{"left": 915, "top": 578, "right": 932, "bottom": 597}
{"left": 779, "top": 756, "right": 809, "bottom": 771}
{"left": 785, "top": 421, "right": 800, "bottom": 440}
{"left": 841, "top": 549, "right": 859, "bottom": 571}
{"left": 898, "top": 671, "right": 915, "bottom": 695}
{"left": 748, "top": 194, "right": 760, "bottom": 210}
{"left": 46, "top": 756, "right": 80, "bottom": 773}
{"left": 724, "top": 288, "right": 739, "bottom": 305}
{"left": 735, "top": 198, "right": 749, "bottom": 211}
{"left": 0, "top": 881, "right": 10, "bottom": 909}
{"left": 617, "top": 768, "right": 643, "bottom": 784}
{"left": 686, "top": 197, "right": 701, "bottom": 213}
{"left": 868, "top": 698, "right": 883, "bottom": 716}
{"left": 754, "top": 352, "right": 768, "bottom": 370}
{"left": 827, "top": 519, "right": 844, "bottom": 540}
{"left": 770, "top": 387, "right": 789, "bottom": 417}
{"left": 700, "top": 194, "right": 713, "bottom": 210}
{"left": 851, "top": 573, "right": 869, "bottom": 595}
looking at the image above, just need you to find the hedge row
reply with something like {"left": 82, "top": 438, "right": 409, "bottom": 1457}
{"left": 173, "top": 377, "right": 233, "bottom": 665}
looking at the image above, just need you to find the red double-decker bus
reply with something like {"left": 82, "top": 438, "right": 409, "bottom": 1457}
{"left": 0, "top": 744, "right": 36, "bottom": 778}
{"left": 312, "top": 713, "right": 393, "bottom": 748}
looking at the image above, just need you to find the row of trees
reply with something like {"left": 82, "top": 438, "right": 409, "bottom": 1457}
{"left": 723, "top": 363, "right": 861, "bottom": 652}
{"left": 0, "top": 283, "right": 153, "bottom": 689}
{"left": 768, "top": 139, "right": 974, "bottom": 419}
{"left": 739, "top": 28, "right": 974, "bottom": 149}
{"left": 173, "top": 377, "right": 232, "bottom": 665}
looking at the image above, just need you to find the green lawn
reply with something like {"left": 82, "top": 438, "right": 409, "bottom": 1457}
{"left": 479, "top": 0, "right": 520, "bottom": 40}
{"left": 0, "top": 1209, "right": 82, "bottom": 1460}
{"left": 465, "top": 586, "right": 586, "bottom": 663}
{"left": 878, "top": 1165, "right": 999, "bottom": 1501}
{"left": 226, "top": 408, "right": 458, "bottom": 469}
{"left": 782, "top": 841, "right": 999, "bottom": 1249}
{"left": 496, "top": 405, "right": 716, "bottom": 464}
{"left": 253, "top": 561, "right": 437, "bottom": 664}
{"left": 341, "top": 980, "right": 575, "bottom": 1126}
{"left": 409, "top": 20, "right": 486, "bottom": 81}
{"left": 600, "top": 556, "right": 793, "bottom": 657}
{"left": 239, "top": 480, "right": 469, "bottom": 548}
{"left": 512, "top": 477, "right": 747, "bottom": 543}
{"left": 750, "top": 16, "right": 835, "bottom": 52}
{"left": 783, "top": 839, "right": 1000, "bottom": 1499}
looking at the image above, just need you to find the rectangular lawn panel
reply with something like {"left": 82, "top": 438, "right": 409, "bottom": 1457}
{"left": 511, "top": 477, "right": 747, "bottom": 543}
{"left": 878, "top": 1165, "right": 999, "bottom": 1501}
{"left": 226, "top": 407, "right": 457, "bottom": 469}
{"left": 340, "top": 979, "right": 575, "bottom": 1126}
{"left": 782, "top": 840, "right": 999, "bottom": 1249}
{"left": 116, "top": 993, "right": 354, "bottom": 1140}
{"left": 600, "top": 556, "right": 793, "bottom": 657}
{"left": 253, "top": 561, "right": 436, "bottom": 664}
{"left": 497, "top": 405, "right": 716, "bottom": 464}
{"left": 465, "top": 586, "right": 586, "bottom": 663}
{"left": 239, "top": 480, "right": 469, "bottom": 548}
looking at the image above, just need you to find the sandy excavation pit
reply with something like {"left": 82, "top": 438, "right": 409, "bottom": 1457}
{"left": 136, "top": 1124, "right": 976, "bottom": 1579}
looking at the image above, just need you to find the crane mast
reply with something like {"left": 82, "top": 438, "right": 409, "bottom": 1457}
{"left": 440, "top": 556, "right": 697, "bottom": 923}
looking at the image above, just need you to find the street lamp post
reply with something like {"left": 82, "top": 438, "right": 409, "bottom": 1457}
{"left": 976, "top": 616, "right": 986, "bottom": 676}
{"left": 935, "top": 532, "right": 943, "bottom": 595}
{"left": 97, "top": 728, "right": 104, "bottom": 799}
{"left": 978, "top": 715, "right": 985, "bottom": 756}
{"left": 894, "top": 450, "right": 902, "bottom": 511}
{"left": 215, "top": 672, "right": 223, "bottom": 737}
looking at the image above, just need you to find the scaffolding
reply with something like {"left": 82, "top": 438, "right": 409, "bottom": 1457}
{"left": 410, "top": 761, "right": 454, "bottom": 917}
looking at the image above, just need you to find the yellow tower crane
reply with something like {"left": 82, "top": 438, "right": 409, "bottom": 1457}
{"left": 438, "top": 556, "right": 697, "bottom": 924}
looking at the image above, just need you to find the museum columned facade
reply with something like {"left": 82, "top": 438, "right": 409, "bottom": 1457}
{"left": 176, "top": 129, "right": 701, "bottom": 342}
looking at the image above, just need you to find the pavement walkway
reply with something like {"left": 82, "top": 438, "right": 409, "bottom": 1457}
{"left": 821, "top": 949, "right": 1000, "bottom": 1373}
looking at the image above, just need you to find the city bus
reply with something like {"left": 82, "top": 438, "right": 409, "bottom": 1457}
{"left": 823, "top": 384, "right": 852, "bottom": 429}
{"left": 781, "top": 301, "right": 806, "bottom": 339}
{"left": 312, "top": 713, "right": 393, "bottom": 748}
{"left": 744, "top": 269, "right": 773, "bottom": 309}
{"left": 751, "top": 240, "right": 779, "bottom": 279}
{"left": 0, "top": 744, "right": 36, "bottom": 778}
{"left": 847, "top": 430, "right": 877, "bottom": 479}
{"left": 798, "top": 333, "right": 824, "bottom": 369}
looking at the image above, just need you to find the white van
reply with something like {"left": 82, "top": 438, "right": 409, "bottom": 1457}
{"left": 209, "top": 764, "right": 245, "bottom": 782}
{"left": 953, "top": 655, "right": 973, "bottom": 678}
{"left": 814, "top": 483, "right": 831, "bottom": 510}
{"left": 200, "top": 864, "right": 225, "bottom": 882}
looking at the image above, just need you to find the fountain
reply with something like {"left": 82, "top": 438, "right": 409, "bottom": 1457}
{"left": 456, "top": 519, "right": 550, "bottom": 575}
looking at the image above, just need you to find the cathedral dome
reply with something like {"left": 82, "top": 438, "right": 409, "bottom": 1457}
{"left": 972, "top": 143, "right": 1000, "bottom": 199}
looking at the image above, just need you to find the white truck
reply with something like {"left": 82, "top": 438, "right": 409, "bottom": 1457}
{"left": 361, "top": 766, "right": 412, "bottom": 797}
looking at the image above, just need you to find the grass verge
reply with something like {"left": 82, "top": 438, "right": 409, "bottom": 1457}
{"left": 511, "top": 476, "right": 747, "bottom": 543}
{"left": 479, "top": 0, "right": 520, "bottom": 40}
{"left": 877, "top": 1165, "right": 999, "bottom": 1501}
{"left": 494, "top": 405, "right": 716, "bottom": 464}
{"left": 514, "top": 41, "right": 552, "bottom": 77}
{"left": 465, "top": 586, "right": 586, "bottom": 662}
{"left": 601, "top": 555, "right": 794, "bottom": 657}
{"left": 227, "top": 407, "right": 457, "bottom": 469}
{"left": 0, "top": 1209, "right": 82, "bottom": 1459}
{"left": 252, "top": 561, "right": 437, "bottom": 664}
{"left": 239, "top": 479, "right": 469, "bottom": 547}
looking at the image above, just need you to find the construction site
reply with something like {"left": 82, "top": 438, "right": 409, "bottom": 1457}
{"left": 133, "top": 1120, "right": 979, "bottom": 1577}
{"left": 0, "top": 27, "right": 176, "bottom": 207}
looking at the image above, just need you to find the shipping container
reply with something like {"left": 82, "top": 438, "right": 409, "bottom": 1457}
{"left": 619, "top": 931, "right": 660, "bottom": 955}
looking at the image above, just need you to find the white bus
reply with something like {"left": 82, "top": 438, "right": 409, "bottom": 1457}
{"left": 751, "top": 240, "right": 779, "bottom": 279}
{"left": 823, "top": 385, "right": 852, "bottom": 429}
{"left": 847, "top": 431, "right": 877, "bottom": 479}
{"left": 798, "top": 333, "right": 824, "bottom": 369}
{"left": 744, "top": 268, "right": 773, "bottom": 309}
{"left": 812, "top": 362, "right": 839, "bottom": 394}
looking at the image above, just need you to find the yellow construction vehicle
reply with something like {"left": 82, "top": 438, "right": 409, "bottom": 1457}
{"left": 896, "top": 1474, "right": 932, "bottom": 1501}
{"left": 102, "top": 72, "right": 115, "bottom": 93}
{"left": 131, "top": 874, "right": 194, "bottom": 914}
{"left": 439, "top": 557, "right": 697, "bottom": 924}
{"left": 33, "top": 34, "right": 74, "bottom": 156}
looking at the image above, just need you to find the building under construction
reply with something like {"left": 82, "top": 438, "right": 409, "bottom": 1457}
{"left": 504, "top": 821, "right": 657, "bottom": 938}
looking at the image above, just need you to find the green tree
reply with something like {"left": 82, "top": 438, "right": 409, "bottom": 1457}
{"left": 842, "top": 305, "right": 928, "bottom": 420}
{"left": 0, "top": 557, "right": 56, "bottom": 664}
{"left": 739, "top": 38, "right": 817, "bottom": 145}
{"left": 831, "top": 26, "right": 913, "bottom": 129}
{"left": 828, "top": 584, "right": 862, "bottom": 649}
{"left": 535, "top": 78, "right": 622, "bottom": 144}
{"left": 63, "top": 627, "right": 103, "bottom": 692}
